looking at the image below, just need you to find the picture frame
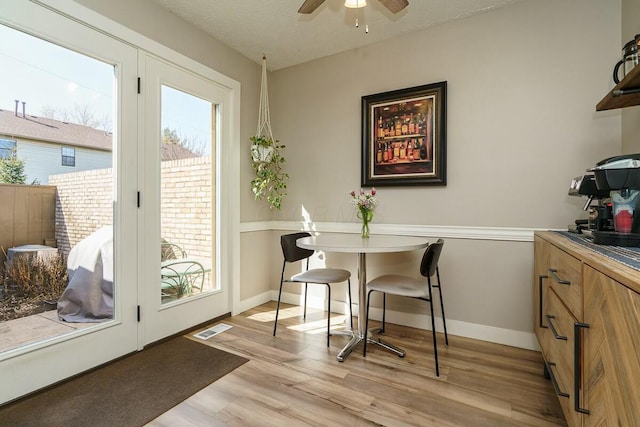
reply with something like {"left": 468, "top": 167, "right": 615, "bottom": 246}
{"left": 361, "top": 82, "right": 447, "bottom": 187}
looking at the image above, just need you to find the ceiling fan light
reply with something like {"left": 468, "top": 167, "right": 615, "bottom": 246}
{"left": 344, "top": 0, "right": 367, "bottom": 8}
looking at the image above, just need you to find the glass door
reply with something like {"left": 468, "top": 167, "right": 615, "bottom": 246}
{"left": 140, "top": 54, "right": 230, "bottom": 345}
{"left": 0, "top": 2, "right": 138, "bottom": 404}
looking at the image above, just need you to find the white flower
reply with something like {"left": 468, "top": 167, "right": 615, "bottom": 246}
{"left": 349, "top": 188, "right": 378, "bottom": 213}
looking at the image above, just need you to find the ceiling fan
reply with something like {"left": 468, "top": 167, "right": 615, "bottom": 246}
{"left": 298, "top": 0, "right": 409, "bottom": 14}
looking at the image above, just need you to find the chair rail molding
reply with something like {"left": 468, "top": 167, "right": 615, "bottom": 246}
{"left": 241, "top": 220, "right": 544, "bottom": 242}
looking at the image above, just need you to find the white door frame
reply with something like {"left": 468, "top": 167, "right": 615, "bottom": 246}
{"left": 0, "top": 0, "right": 241, "bottom": 403}
{"left": 0, "top": 0, "right": 139, "bottom": 403}
{"left": 138, "top": 52, "right": 234, "bottom": 345}
{"left": 41, "top": 0, "right": 242, "bottom": 337}
{"left": 37, "top": 0, "right": 241, "bottom": 321}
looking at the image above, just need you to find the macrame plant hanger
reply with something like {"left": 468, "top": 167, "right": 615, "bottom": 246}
{"left": 256, "top": 55, "right": 273, "bottom": 141}
{"left": 250, "top": 55, "right": 287, "bottom": 210}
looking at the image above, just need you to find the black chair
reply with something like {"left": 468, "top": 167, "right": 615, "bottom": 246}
{"left": 363, "top": 239, "right": 448, "bottom": 377}
{"left": 273, "top": 232, "right": 353, "bottom": 347}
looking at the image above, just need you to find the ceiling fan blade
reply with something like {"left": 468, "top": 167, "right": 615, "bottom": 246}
{"left": 298, "top": 0, "right": 326, "bottom": 14}
{"left": 378, "top": 0, "right": 409, "bottom": 14}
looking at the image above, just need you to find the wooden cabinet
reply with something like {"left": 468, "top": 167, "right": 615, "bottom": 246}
{"left": 534, "top": 231, "right": 640, "bottom": 426}
{"left": 534, "top": 235, "right": 583, "bottom": 427}
{"left": 583, "top": 265, "right": 640, "bottom": 426}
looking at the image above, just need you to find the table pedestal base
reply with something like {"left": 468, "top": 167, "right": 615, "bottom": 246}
{"left": 336, "top": 329, "right": 406, "bottom": 362}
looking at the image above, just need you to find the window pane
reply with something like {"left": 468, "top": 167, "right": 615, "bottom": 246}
{"left": 160, "top": 85, "right": 215, "bottom": 304}
{"left": 0, "top": 138, "right": 15, "bottom": 158}
{"left": 0, "top": 22, "right": 115, "bottom": 352}
{"left": 61, "top": 146, "right": 75, "bottom": 166}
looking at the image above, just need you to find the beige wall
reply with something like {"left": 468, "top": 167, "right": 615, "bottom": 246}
{"left": 271, "top": 0, "right": 620, "bottom": 227}
{"left": 622, "top": 0, "right": 640, "bottom": 153}
{"left": 269, "top": 0, "right": 622, "bottom": 335}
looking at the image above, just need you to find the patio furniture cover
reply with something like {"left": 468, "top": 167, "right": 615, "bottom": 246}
{"left": 57, "top": 226, "right": 113, "bottom": 323}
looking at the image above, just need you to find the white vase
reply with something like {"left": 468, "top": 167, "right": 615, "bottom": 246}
{"left": 251, "top": 144, "right": 274, "bottom": 163}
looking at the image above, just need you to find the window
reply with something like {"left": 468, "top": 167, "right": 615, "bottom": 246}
{"left": 0, "top": 138, "right": 16, "bottom": 159}
{"left": 61, "top": 146, "right": 75, "bottom": 166}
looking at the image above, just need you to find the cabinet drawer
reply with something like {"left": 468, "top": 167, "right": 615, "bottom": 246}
{"left": 545, "top": 288, "right": 580, "bottom": 427}
{"left": 548, "top": 245, "right": 583, "bottom": 320}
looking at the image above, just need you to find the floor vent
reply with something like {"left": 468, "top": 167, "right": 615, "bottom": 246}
{"left": 193, "top": 323, "right": 232, "bottom": 340}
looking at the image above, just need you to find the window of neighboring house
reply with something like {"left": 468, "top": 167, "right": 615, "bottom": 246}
{"left": 61, "top": 146, "right": 75, "bottom": 166}
{"left": 0, "top": 138, "right": 16, "bottom": 158}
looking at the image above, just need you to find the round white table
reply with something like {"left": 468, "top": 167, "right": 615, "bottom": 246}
{"left": 297, "top": 233, "right": 429, "bottom": 362}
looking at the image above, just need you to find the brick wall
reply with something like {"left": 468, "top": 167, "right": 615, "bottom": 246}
{"left": 160, "top": 157, "right": 213, "bottom": 260}
{"left": 50, "top": 156, "right": 213, "bottom": 261}
{"left": 50, "top": 169, "right": 113, "bottom": 257}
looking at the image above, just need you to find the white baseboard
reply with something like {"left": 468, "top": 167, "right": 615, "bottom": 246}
{"left": 239, "top": 291, "right": 539, "bottom": 351}
{"left": 236, "top": 290, "right": 273, "bottom": 314}
{"left": 370, "top": 307, "right": 540, "bottom": 351}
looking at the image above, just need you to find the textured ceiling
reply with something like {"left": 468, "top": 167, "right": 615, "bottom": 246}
{"left": 150, "top": 0, "right": 524, "bottom": 70}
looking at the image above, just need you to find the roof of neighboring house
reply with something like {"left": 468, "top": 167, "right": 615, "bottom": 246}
{"left": 161, "top": 143, "right": 199, "bottom": 161}
{"left": 0, "top": 109, "right": 200, "bottom": 160}
{"left": 0, "top": 108, "right": 112, "bottom": 151}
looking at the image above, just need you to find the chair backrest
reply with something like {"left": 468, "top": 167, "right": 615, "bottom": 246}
{"left": 281, "top": 232, "right": 315, "bottom": 263}
{"left": 161, "top": 242, "right": 186, "bottom": 261}
{"left": 420, "top": 239, "right": 444, "bottom": 278}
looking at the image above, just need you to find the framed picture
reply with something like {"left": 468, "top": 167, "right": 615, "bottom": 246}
{"left": 361, "top": 81, "right": 447, "bottom": 186}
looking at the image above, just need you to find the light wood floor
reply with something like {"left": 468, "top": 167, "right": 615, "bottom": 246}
{"left": 148, "top": 302, "right": 567, "bottom": 427}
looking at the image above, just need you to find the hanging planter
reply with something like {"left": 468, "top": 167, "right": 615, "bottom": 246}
{"left": 250, "top": 136, "right": 287, "bottom": 210}
{"left": 250, "top": 143, "right": 274, "bottom": 163}
{"left": 251, "top": 56, "right": 288, "bottom": 210}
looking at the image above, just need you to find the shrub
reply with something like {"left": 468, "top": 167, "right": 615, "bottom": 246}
{"left": 4, "top": 253, "right": 68, "bottom": 301}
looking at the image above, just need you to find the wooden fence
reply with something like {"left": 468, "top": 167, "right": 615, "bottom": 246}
{"left": 0, "top": 184, "right": 57, "bottom": 265}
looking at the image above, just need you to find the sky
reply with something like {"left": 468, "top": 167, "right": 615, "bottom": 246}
{"left": 0, "top": 23, "right": 211, "bottom": 155}
{"left": 0, "top": 23, "right": 113, "bottom": 124}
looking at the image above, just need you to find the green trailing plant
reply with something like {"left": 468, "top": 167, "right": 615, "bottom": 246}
{"left": 250, "top": 135, "right": 289, "bottom": 210}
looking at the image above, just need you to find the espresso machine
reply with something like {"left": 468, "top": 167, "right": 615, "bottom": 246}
{"left": 588, "top": 154, "right": 640, "bottom": 246}
{"left": 568, "top": 174, "right": 613, "bottom": 235}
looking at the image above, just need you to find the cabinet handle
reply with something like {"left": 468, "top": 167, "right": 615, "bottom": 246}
{"left": 545, "top": 361, "right": 569, "bottom": 398}
{"left": 574, "top": 322, "right": 590, "bottom": 414}
{"left": 538, "top": 275, "right": 548, "bottom": 328}
{"left": 546, "top": 315, "right": 567, "bottom": 340}
{"left": 548, "top": 269, "right": 571, "bottom": 285}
